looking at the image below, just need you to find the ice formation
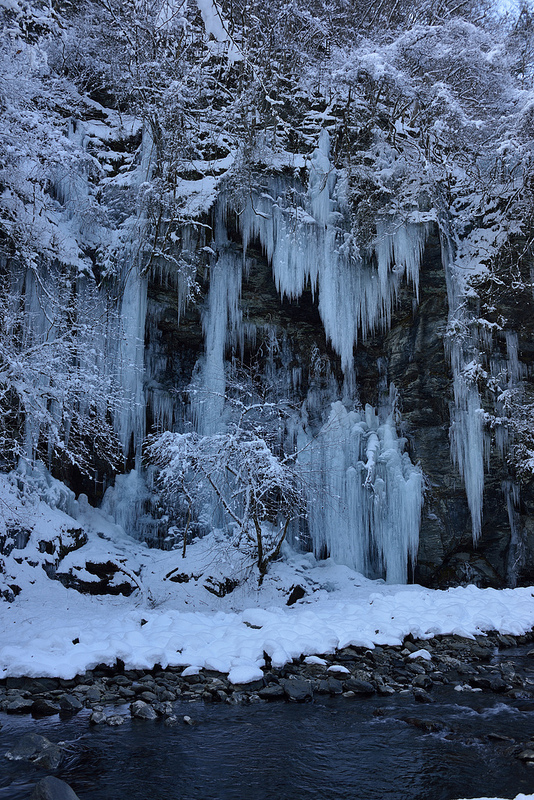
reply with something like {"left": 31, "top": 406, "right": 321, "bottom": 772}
{"left": 235, "top": 130, "right": 431, "bottom": 375}
{"left": 9, "top": 122, "right": 430, "bottom": 577}
{"left": 184, "top": 131, "right": 429, "bottom": 580}
{"left": 297, "top": 399, "right": 422, "bottom": 584}
{"left": 442, "top": 230, "right": 525, "bottom": 544}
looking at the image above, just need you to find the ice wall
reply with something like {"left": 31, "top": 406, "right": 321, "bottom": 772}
{"left": 210, "top": 130, "right": 428, "bottom": 579}
{"left": 442, "top": 231, "right": 525, "bottom": 544}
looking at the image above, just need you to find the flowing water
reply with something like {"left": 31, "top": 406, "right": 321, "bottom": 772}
{"left": 2, "top": 683, "right": 534, "bottom": 800}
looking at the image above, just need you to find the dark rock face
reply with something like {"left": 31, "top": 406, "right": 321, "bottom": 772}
{"left": 280, "top": 678, "right": 313, "bottom": 702}
{"left": 143, "top": 217, "right": 534, "bottom": 588}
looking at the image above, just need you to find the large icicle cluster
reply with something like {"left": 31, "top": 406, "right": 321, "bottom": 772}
{"left": 235, "top": 131, "right": 432, "bottom": 374}
{"left": 206, "top": 130, "right": 427, "bottom": 580}
{"left": 297, "top": 399, "right": 422, "bottom": 584}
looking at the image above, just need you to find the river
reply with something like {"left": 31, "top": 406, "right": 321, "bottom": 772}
{"left": 2, "top": 682, "right": 534, "bottom": 800}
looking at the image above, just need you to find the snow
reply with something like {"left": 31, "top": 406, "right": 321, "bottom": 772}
{"left": 195, "top": 0, "right": 241, "bottom": 63}
{"left": 408, "top": 649, "right": 432, "bottom": 660}
{"left": 459, "top": 797, "right": 534, "bottom": 800}
{"left": 1, "top": 474, "right": 534, "bottom": 686}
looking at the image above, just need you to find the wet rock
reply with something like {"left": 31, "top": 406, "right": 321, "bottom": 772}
{"left": 5, "top": 697, "right": 33, "bottom": 713}
{"left": 517, "top": 749, "right": 534, "bottom": 762}
{"left": 413, "top": 688, "right": 433, "bottom": 703}
{"left": 153, "top": 703, "right": 173, "bottom": 717}
{"left": 412, "top": 675, "right": 433, "bottom": 691}
{"left": 403, "top": 641, "right": 422, "bottom": 654}
{"left": 258, "top": 684, "right": 285, "bottom": 700}
{"left": 34, "top": 744, "right": 63, "bottom": 770}
{"left": 140, "top": 691, "right": 158, "bottom": 703}
{"left": 130, "top": 700, "right": 157, "bottom": 720}
{"left": 377, "top": 684, "right": 396, "bottom": 695}
{"left": 5, "top": 733, "right": 52, "bottom": 761}
{"left": 32, "top": 698, "right": 61, "bottom": 716}
{"left": 157, "top": 688, "right": 175, "bottom": 702}
{"left": 281, "top": 678, "right": 313, "bottom": 702}
{"left": 30, "top": 776, "right": 80, "bottom": 800}
{"left": 113, "top": 675, "right": 132, "bottom": 687}
{"left": 230, "top": 679, "right": 264, "bottom": 693}
{"left": 89, "top": 711, "right": 107, "bottom": 724}
{"left": 343, "top": 678, "right": 375, "bottom": 695}
{"left": 487, "top": 733, "right": 515, "bottom": 742}
{"left": 58, "top": 694, "right": 83, "bottom": 713}
{"left": 84, "top": 686, "right": 101, "bottom": 702}
{"left": 471, "top": 675, "right": 511, "bottom": 693}
{"left": 407, "top": 663, "right": 427, "bottom": 675}
{"left": 326, "top": 678, "right": 344, "bottom": 695}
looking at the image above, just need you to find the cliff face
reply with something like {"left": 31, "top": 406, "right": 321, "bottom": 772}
{"left": 2, "top": 0, "right": 533, "bottom": 589}
{"left": 143, "top": 209, "right": 534, "bottom": 589}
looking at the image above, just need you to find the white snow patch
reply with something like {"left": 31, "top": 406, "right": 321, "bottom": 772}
{"left": 408, "top": 649, "right": 432, "bottom": 661}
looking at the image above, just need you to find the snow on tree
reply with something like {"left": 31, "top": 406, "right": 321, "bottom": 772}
{"left": 148, "top": 420, "right": 305, "bottom": 583}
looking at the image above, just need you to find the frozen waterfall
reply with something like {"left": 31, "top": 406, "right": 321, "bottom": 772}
{"left": 297, "top": 399, "right": 422, "bottom": 584}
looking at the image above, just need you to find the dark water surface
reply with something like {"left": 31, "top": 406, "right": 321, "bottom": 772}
{"left": 2, "top": 685, "right": 534, "bottom": 800}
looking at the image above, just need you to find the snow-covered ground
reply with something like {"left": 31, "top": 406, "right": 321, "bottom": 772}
{"left": 1, "top": 472, "right": 534, "bottom": 686}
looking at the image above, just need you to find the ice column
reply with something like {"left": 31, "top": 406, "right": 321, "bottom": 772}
{"left": 115, "top": 126, "right": 156, "bottom": 462}
{"left": 299, "top": 399, "right": 422, "bottom": 584}
{"left": 116, "top": 262, "right": 148, "bottom": 461}
{"left": 441, "top": 233, "right": 485, "bottom": 541}
{"left": 191, "top": 214, "right": 243, "bottom": 435}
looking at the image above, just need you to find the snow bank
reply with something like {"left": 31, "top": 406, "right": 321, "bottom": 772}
{"left": 1, "top": 474, "right": 534, "bottom": 685}
{"left": 459, "top": 796, "right": 534, "bottom": 800}
{"left": 2, "top": 578, "right": 534, "bottom": 683}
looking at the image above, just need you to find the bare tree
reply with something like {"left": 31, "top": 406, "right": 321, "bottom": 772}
{"left": 148, "top": 416, "right": 305, "bottom": 584}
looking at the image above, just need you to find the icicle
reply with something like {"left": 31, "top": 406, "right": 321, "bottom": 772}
{"left": 502, "top": 478, "right": 522, "bottom": 587}
{"left": 441, "top": 229, "right": 485, "bottom": 542}
{"left": 191, "top": 210, "right": 243, "bottom": 435}
{"left": 232, "top": 132, "right": 430, "bottom": 376}
{"left": 298, "top": 398, "right": 422, "bottom": 583}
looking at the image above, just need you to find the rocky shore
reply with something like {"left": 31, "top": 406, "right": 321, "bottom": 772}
{"left": 2, "top": 630, "right": 534, "bottom": 722}
{"left": 4, "top": 630, "right": 534, "bottom": 799}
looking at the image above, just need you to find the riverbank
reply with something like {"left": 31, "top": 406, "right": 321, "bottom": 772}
{"left": 3, "top": 629, "right": 534, "bottom": 720}
{"left": 4, "top": 639, "right": 534, "bottom": 800}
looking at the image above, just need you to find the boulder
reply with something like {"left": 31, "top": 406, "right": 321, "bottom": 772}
{"left": 30, "top": 776, "right": 81, "bottom": 800}
{"left": 258, "top": 684, "right": 285, "bottom": 700}
{"left": 280, "top": 679, "right": 313, "bottom": 702}
{"left": 130, "top": 700, "right": 157, "bottom": 720}
{"left": 5, "top": 733, "right": 52, "bottom": 761}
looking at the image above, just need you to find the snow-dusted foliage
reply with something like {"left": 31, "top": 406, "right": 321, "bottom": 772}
{"left": 149, "top": 423, "right": 305, "bottom": 583}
